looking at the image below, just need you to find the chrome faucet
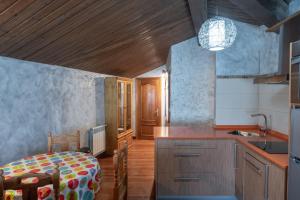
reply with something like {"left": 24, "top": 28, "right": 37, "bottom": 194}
{"left": 251, "top": 113, "right": 269, "bottom": 137}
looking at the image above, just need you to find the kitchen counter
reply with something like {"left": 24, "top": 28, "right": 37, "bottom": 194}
{"left": 154, "top": 126, "right": 289, "bottom": 169}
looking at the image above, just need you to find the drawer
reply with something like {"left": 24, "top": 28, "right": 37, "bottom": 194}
{"left": 157, "top": 139, "right": 217, "bottom": 149}
{"left": 156, "top": 139, "right": 171, "bottom": 149}
{"left": 172, "top": 148, "right": 218, "bottom": 173}
{"left": 172, "top": 140, "right": 217, "bottom": 149}
{"left": 157, "top": 148, "right": 170, "bottom": 173}
{"left": 157, "top": 148, "right": 218, "bottom": 174}
{"left": 157, "top": 172, "right": 219, "bottom": 196}
{"left": 245, "top": 152, "right": 267, "bottom": 173}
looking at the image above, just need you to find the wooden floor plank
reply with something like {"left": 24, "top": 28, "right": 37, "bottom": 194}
{"left": 96, "top": 139, "right": 155, "bottom": 200}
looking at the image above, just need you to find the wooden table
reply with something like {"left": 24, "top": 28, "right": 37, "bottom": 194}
{"left": 1, "top": 151, "right": 102, "bottom": 200}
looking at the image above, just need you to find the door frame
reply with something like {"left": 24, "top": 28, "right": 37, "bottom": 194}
{"left": 135, "top": 77, "right": 161, "bottom": 139}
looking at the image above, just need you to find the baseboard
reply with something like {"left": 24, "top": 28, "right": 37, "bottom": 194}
{"left": 157, "top": 196, "right": 237, "bottom": 200}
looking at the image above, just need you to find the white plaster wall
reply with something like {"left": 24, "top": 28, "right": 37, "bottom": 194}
{"left": 215, "top": 78, "right": 259, "bottom": 125}
{"left": 169, "top": 37, "right": 215, "bottom": 125}
{"left": 136, "top": 66, "right": 166, "bottom": 78}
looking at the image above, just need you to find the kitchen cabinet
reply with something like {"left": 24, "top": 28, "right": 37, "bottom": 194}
{"left": 235, "top": 143, "right": 244, "bottom": 200}
{"left": 155, "top": 139, "right": 235, "bottom": 198}
{"left": 105, "top": 77, "right": 133, "bottom": 155}
{"left": 243, "top": 152, "right": 268, "bottom": 200}
{"left": 155, "top": 139, "right": 287, "bottom": 200}
{"left": 243, "top": 147, "right": 287, "bottom": 200}
{"left": 268, "top": 164, "right": 286, "bottom": 200}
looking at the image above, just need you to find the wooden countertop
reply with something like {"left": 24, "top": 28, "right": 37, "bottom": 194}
{"left": 154, "top": 126, "right": 289, "bottom": 169}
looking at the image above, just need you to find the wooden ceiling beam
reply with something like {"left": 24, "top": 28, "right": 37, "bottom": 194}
{"left": 228, "top": 0, "right": 279, "bottom": 27}
{"left": 188, "top": 0, "right": 207, "bottom": 34}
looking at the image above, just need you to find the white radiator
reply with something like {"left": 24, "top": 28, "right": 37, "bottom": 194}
{"left": 89, "top": 125, "right": 106, "bottom": 156}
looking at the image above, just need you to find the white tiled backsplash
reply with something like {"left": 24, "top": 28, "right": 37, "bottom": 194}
{"left": 258, "top": 84, "right": 289, "bottom": 134}
{"left": 215, "top": 78, "right": 290, "bottom": 135}
{"left": 215, "top": 78, "right": 259, "bottom": 125}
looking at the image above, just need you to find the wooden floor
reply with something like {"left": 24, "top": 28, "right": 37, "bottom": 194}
{"left": 96, "top": 139, "right": 155, "bottom": 200}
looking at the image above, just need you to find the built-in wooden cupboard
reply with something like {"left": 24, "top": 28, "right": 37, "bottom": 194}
{"left": 240, "top": 146, "right": 286, "bottom": 200}
{"left": 105, "top": 77, "right": 133, "bottom": 155}
{"left": 155, "top": 139, "right": 287, "bottom": 200}
{"left": 155, "top": 139, "right": 235, "bottom": 198}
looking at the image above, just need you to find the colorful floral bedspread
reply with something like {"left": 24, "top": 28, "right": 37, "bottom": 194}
{"left": 0, "top": 151, "right": 102, "bottom": 200}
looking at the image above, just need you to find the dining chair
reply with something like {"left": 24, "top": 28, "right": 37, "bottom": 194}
{"left": 48, "top": 130, "right": 81, "bottom": 152}
{"left": 0, "top": 165, "right": 60, "bottom": 200}
{"left": 113, "top": 142, "right": 128, "bottom": 200}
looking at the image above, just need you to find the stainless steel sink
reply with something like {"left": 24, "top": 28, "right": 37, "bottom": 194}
{"left": 227, "top": 130, "right": 260, "bottom": 137}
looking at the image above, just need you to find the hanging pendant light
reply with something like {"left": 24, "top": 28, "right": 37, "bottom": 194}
{"left": 198, "top": 16, "right": 237, "bottom": 51}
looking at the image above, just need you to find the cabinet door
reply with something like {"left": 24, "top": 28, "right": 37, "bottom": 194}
{"left": 269, "top": 164, "right": 286, "bottom": 200}
{"left": 243, "top": 153, "right": 268, "bottom": 200}
{"left": 235, "top": 143, "right": 244, "bottom": 200}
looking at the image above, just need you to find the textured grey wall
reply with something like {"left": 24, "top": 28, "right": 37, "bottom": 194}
{"left": 0, "top": 56, "right": 105, "bottom": 165}
{"left": 169, "top": 37, "right": 216, "bottom": 125}
{"left": 289, "top": 0, "right": 300, "bottom": 15}
{"left": 216, "top": 21, "right": 279, "bottom": 76}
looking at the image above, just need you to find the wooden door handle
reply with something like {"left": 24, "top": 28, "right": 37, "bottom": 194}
{"left": 155, "top": 108, "right": 159, "bottom": 117}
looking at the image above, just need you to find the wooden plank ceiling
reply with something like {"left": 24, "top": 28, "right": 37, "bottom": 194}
{"left": 0, "top": 0, "right": 287, "bottom": 77}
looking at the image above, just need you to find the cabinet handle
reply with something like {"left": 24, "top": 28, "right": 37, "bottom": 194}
{"left": 174, "top": 153, "right": 201, "bottom": 157}
{"left": 174, "top": 143, "right": 216, "bottom": 148}
{"left": 174, "top": 177, "right": 202, "bottom": 182}
{"left": 234, "top": 144, "right": 237, "bottom": 169}
{"left": 264, "top": 165, "right": 269, "bottom": 200}
{"left": 245, "top": 159, "right": 262, "bottom": 175}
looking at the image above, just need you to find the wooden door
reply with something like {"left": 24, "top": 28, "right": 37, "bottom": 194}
{"left": 136, "top": 78, "right": 161, "bottom": 139}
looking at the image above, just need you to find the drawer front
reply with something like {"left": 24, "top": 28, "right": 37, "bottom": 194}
{"left": 157, "top": 172, "right": 219, "bottom": 196}
{"left": 156, "top": 140, "right": 235, "bottom": 197}
{"left": 157, "top": 139, "right": 217, "bottom": 149}
{"left": 157, "top": 139, "right": 171, "bottom": 149}
{"left": 245, "top": 152, "right": 266, "bottom": 172}
{"left": 157, "top": 148, "right": 170, "bottom": 173}
{"left": 172, "top": 140, "right": 217, "bottom": 149}
{"left": 172, "top": 148, "right": 218, "bottom": 173}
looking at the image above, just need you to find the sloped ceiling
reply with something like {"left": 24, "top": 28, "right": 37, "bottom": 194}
{"left": 0, "top": 0, "right": 287, "bottom": 77}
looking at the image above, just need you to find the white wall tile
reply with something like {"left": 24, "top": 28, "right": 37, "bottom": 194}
{"left": 216, "top": 108, "right": 258, "bottom": 125}
{"left": 216, "top": 78, "right": 258, "bottom": 94}
{"left": 216, "top": 93, "right": 258, "bottom": 109}
{"left": 215, "top": 78, "right": 259, "bottom": 125}
{"left": 215, "top": 78, "right": 290, "bottom": 135}
{"left": 258, "top": 84, "right": 290, "bottom": 134}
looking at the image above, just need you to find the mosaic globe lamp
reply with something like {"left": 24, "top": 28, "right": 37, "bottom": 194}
{"left": 198, "top": 16, "right": 237, "bottom": 51}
